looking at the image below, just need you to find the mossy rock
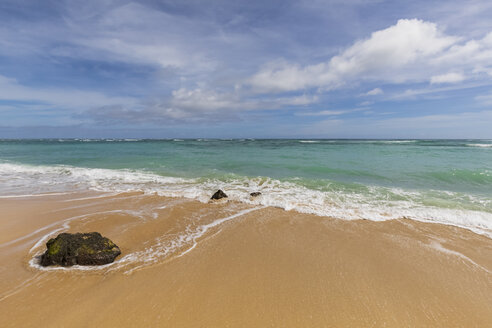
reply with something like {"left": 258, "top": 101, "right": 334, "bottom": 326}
{"left": 40, "top": 232, "right": 121, "bottom": 267}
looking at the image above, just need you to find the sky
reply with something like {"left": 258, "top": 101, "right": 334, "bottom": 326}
{"left": 1, "top": 0, "right": 492, "bottom": 138}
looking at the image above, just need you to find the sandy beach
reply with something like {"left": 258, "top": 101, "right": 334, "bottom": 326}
{"left": 3, "top": 0, "right": 492, "bottom": 324}
{"left": 1, "top": 191, "right": 492, "bottom": 327}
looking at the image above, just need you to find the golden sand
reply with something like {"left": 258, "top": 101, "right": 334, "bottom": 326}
{"left": 1, "top": 192, "right": 492, "bottom": 327}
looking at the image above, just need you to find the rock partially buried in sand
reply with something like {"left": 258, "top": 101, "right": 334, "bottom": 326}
{"left": 250, "top": 192, "right": 262, "bottom": 197}
{"left": 40, "top": 232, "right": 121, "bottom": 267}
{"left": 211, "top": 189, "right": 228, "bottom": 200}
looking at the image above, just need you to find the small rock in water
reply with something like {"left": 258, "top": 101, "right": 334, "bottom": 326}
{"left": 40, "top": 232, "right": 121, "bottom": 267}
{"left": 211, "top": 189, "right": 228, "bottom": 200}
{"left": 250, "top": 192, "right": 262, "bottom": 197}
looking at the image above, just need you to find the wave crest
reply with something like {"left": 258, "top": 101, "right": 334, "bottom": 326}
{"left": 1, "top": 163, "right": 492, "bottom": 238}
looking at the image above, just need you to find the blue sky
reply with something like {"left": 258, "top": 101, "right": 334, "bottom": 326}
{"left": 1, "top": 0, "right": 492, "bottom": 138}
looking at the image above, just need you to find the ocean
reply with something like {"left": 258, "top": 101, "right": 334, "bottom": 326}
{"left": 1, "top": 139, "right": 491, "bottom": 236}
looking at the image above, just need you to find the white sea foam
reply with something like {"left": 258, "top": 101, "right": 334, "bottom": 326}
{"left": 29, "top": 256, "right": 118, "bottom": 272}
{"left": 27, "top": 206, "right": 261, "bottom": 274}
{"left": 60, "top": 192, "right": 122, "bottom": 202}
{"left": 428, "top": 241, "right": 492, "bottom": 274}
{"left": 466, "top": 143, "right": 492, "bottom": 148}
{"left": 299, "top": 140, "right": 320, "bottom": 143}
{"left": 1, "top": 163, "right": 492, "bottom": 238}
{"left": 120, "top": 206, "right": 262, "bottom": 274}
{"left": 351, "top": 140, "right": 417, "bottom": 144}
{"left": 26, "top": 207, "right": 160, "bottom": 272}
{"left": 0, "top": 273, "right": 43, "bottom": 301}
{"left": 378, "top": 140, "right": 417, "bottom": 144}
{"left": 3, "top": 160, "right": 489, "bottom": 273}
{"left": 0, "top": 192, "right": 72, "bottom": 198}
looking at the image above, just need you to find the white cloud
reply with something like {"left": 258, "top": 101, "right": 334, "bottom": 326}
{"left": 390, "top": 81, "right": 489, "bottom": 100}
{"left": 86, "top": 87, "right": 319, "bottom": 124}
{"left": 328, "top": 19, "right": 456, "bottom": 78}
{"left": 248, "top": 19, "right": 492, "bottom": 94}
{"left": 275, "top": 94, "right": 319, "bottom": 106}
{"left": 170, "top": 88, "right": 242, "bottom": 111}
{"left": 249, "top": 19, "right": 458, "bottom": 92}
{"left": 2, "top": 3, "right": 492, "bottom": 129}
{"left": 300, "top": 110, "right": 348, "bottom": 116}
{"left": 248, "top": 60, "right": 324, "bottom": 93}
{"left": 430, "top": 72, "right": 465, "bottom": 84}
{"left": 364, "top": 88, "right": 383, "bottom": 96}
{"left": 170, "top": 88, "right": 319, "bottom": 112}
{"left": 297, "top": 107, "right": 366, "bottom": 116}
{"left": 63, "top": 2, "right": 220, "bottom": 73}
{"left": 0, "top": 2, "right": 221, "bottom": 75}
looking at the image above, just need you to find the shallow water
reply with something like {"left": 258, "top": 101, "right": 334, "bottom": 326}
{"left": 0, "top": 139, "right": 491, "bottom": 235}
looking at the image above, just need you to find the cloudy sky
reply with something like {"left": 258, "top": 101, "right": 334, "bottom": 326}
{"left": 1, "top": 0, "right": 492, "bottom": 138}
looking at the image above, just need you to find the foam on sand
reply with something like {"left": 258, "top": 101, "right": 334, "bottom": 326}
{"left": 1, "top": 162, "right": 492, "bottom": 238}
{"left": 26, "top": 199, "right": 262, "bottom": 274}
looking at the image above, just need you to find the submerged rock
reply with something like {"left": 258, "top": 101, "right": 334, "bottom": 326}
{"left": 250, "top": 192, "right": 262, "bottom": 197}
{"left": 211, "top": 189, "right": 228, "bottom": 200}
{"left": 40, "top": 232, "right": 121, "bottom": 267}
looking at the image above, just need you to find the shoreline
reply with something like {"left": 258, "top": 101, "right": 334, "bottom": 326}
{"left": 1, "top": 191, "right": 492, "bottom": 326}
{"left": 1, "top": 161, "right": 491, "bottom": 238}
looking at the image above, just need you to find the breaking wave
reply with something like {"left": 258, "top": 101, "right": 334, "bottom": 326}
{"left": 1, "top": 162, "right": 492, "bottom": 238}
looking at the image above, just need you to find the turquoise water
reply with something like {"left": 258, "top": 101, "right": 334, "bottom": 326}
{"left": 1, "top": 139, "right": 491, "bottom": 235}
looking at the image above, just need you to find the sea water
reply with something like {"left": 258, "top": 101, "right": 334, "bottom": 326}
{"left": 0, "top": 139, "right": 491, "bottom": 236}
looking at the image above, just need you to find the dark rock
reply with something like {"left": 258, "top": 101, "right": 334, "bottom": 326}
{"left": 211, "top": 189, "right": 228, "bottom": 200}
{"left": 40, "top": 232, "right": 121, "bottom": 267}
{"left": 250, "top": 192, "right": 262, "bottom": 197}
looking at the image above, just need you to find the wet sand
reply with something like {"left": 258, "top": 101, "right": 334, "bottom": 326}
{"left": 1, "top": 192, "right": 492, "bottom": 327}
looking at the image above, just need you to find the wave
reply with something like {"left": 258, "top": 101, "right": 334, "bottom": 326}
{"left": 466, "top": 143, "right": 492, "bottom": 148}
{"left": 377, "top": 140, "right": 417, "bottom": 144}
{"left": 62, "top": 138, "right": 143, "bottom": 143}
{"left": 1, "top": 163, "right": 492, "bottom": 238}
{"left": 297, "top": 140, "right": 419, "bottom": 145}
{"left": 426, "top": 169, "right": 492, "bottom": 185}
